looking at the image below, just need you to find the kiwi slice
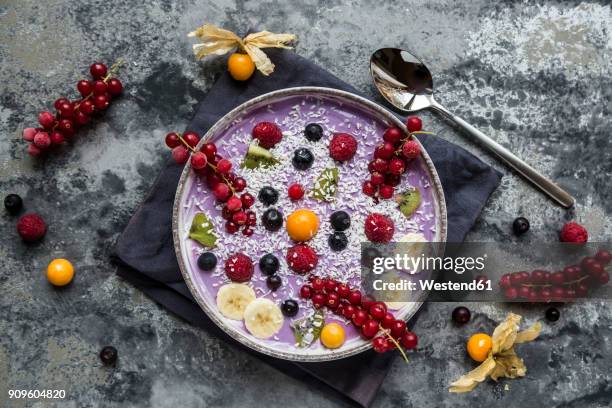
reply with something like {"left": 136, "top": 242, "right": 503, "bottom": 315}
{"left": 396, "top": 188, "right": 421, "bottom": 218}
{"left": 241, "top": 141, "right": 280, "bottom": 169}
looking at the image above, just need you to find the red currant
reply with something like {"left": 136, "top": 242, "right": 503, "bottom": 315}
{"left": 374, "top": 142, "right": 395, "bottom": 159}
{"left": 213, "top": 183, "right": 231, "bottom": 201}
{"left": 90, "top": 62, "right": 108, "bottom": 79}
{"left": 550, "top": 271, "right": 565, "bottom": 286}
{"left": 504, "top": 287, "right": 518, "bottom": 299}
{"left": 171, "top": 146, "right": 189, "bottom": 164}
{"left": 336, "top": 283, "right": 350, "bottom": 298}
{"left": 361, "top": 319, "right": 379, "bottom": 339}
{"left": 242, "top": 226, "right": 254, "bottom": 237}
{"left": 93, "top": 80, "right": 108, "bottom": 95}
{"left": 400, "top": 331, "right": 418, "bottom": 349}
{"left": 326, "top": 292, "right": 340, "bottom": 309}
{"left": 370, "top": 172, "right": 385, "bottom": 185}
{"left": 312, "top": 293, "right": 327, "bottom": 308}
{"left": 369, "top": 302, "right": 387, "bottom": 321}
{"left": 183, "top": 132, "right": 200, "bottom": 148}
{"left": 595, "top": 249, "right": 611, "bottom": 265}
{"left": 540, "top": 288, "right": 552, "bottom": 301}
{"left": 324, "top": 279, "right": 338, "bottom": 292}
{"left": 312, "top": 277, "right": 325, "bottom": 291}
{"left": 383, "top": 127, "right": 403, "bottom": 144}
{"left": 225, "top": 220, "right": 239, "bottom": 234}
{"left": 246, "top": 210, "right": 256, "bottom": 226}
{"left": 348, "top": 290, "right": 362, "bottom": 305}
{"left": 232, "top": 211, "right": 247, "bottom": 225}
{"left": 599, "top": 271, "right": 610, "bottom": 285}
{"left": 58, "top": 101, "right": 74, "bottom": 118}
{"left": 217, "top": 159, "right": 232, "bottom": 174}
{"left": 372, "top": 336, "right": 387, "bottom": 353}
{"left": 205, "top": 172, "right": 222, "bottom": 188}
{"left": 226, "top": 196, "right": 242, "bottom": 212}
{"left": 381, "top": 313, "right": 395, "bottom": 329}
{"left": 233, "top": 177, "right": 247, "bottom": 192}
{"left": 202, "top": 143, "right": 217, "bottom": 159}
{"left": 362, "top": 181, "right": 376, "bottom": 196}
{"left": 107, "top": 78, "right": 123, "bottom": 96}
{"left": 379, "top": 184, "right": 394, "bottom": 199}
{"left": 390, "top": 320, "right": 407, "bottom": 338}
{"left": 80, "top": 99, "right": 95, "bottom": 115}
{"left": 518, "top": 286, "right": 531, "bottom": 299}
{"left": 191, "top": 151, "right": 208, "bottom": 170}
{"left": 352, "top": 309, "right": 368, "bottom": 326}
{"left": 499, "top": 274, "right": 512, "bottom": 289}
{"left": 240, "top": 193, "right": 255, "bottom": 209}
{"left": 563, "top": 266, "right": 580, "bottom": 281}
{"left": 50, "top": 131, "right": 64, "bottom": 145}
{"left": 388, "top": 157, "right": 406, "bottom": 175}
{"left": 370, "top": 158, "right": 389, "bottom": 173}
{"left": 74, "top": 111, "right": 90, "bottom": 126}
{"left": 33, "top": 132, "right": 51, "bottom": 149}
{"left": 406, "top": 116, "right": 422, "bottom": 132}
{"left": 384, "top": 173, "right": 401, "bottom": 187}
{"left": 576, "top": 284, "right": 589, "bottom": 297}
{"left": 93, "top": 94, "right": 110, "bottom": 110}
{"left": 38, "top": 111, "right": 55, "bottom": 128}
{"left": 342, "top": 304, "right": 356, "bottom": 319}
{"left": 54, "top": 97, "right": 69, "bottom": 110}
{"left": 300, "top": 285, "right": 313, "bottom": 299}
{"left": 165, "top": 132, "right": 180, "bottom": 148}
{"left": 288, "top": 183, "right": 305, "bottom": 200}
{"left": 58, "top": 119, "right": 74, "bottom": 133}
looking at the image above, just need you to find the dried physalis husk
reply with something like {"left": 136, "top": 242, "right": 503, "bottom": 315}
{"left": 188, "top": 24, "right": 296, "bottom": 76}
{"left": 449, "top": 313, "right": 541, "bottom": 393}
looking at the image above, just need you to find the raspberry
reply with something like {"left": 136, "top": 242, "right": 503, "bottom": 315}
{"left": 560, "top": 222, "right": 588, "bottom": 243}
{"left": 329, "top": 133, "right": 358, "bottom": 161}
{"left": 286, "top": 244, "right": 318, "bottom": 274}
{"left": 224, "top": 253, "right": 254, "bottom": 282}
{"left": 364, "top": 213, "right": 395, "bottom": 243}
{"left": 402, "top": 140, "right": 421, "bottom": 159}
{"left": 17, "top": 213, "right": 47, "bottom": 242}
{"left": 252, "top": 122, "right": 283, "bottom": 149}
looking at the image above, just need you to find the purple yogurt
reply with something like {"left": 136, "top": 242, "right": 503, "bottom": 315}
{"left": 176, "top": 91, "right": 442, "bottom": 356}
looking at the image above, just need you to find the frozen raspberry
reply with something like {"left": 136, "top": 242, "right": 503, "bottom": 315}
{"left": 402, "top": 140, "right": 421, "bottom": 159}
{"left": 364, "top": 213, "right": 395, "bottom": 243}
{"left": 286, "top": 244, "right": 318, "bottom": 274}
{"left": 560, "top": 222, "right": 588, "bottom": 243}
{"left": 252, "top": 122, "right": 283, "bottom": 149}
{"left": 224, "top": 253, "right": 254, "bottom": 282}
{"left": 17, "top": 213, "right": 47, "bottom": 242}
{"left": 329, "top": 133, "right": 357, "bottom": 161}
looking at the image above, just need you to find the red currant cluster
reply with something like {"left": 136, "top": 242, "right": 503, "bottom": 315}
{"left": 300, "top": 276, "right": 418, "bottom": 357}
{"left": 23, "top": 62, "right": 123, "bottom": 156}
{"left": 362, "top": 116, "right": 424, "bottom": 200}
{"left": 499, "top": 249, "right": 611, "bottom": 301}
{"left": 164, "top": 132, "right": 256, "bottom": 236}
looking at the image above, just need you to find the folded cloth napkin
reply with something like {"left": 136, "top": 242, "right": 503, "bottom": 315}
{"left": 112, "top": 49, "right": 502, "bottom": 407}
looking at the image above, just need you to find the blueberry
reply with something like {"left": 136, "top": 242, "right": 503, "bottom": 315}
{"left": 99, "top": 346, "right": 118, "bottom": 366}
{"left": 451, "top": 306, "right": 471, "bottom": 324}
{"left": 259, "top": 253, "right": 279, "bottom": 276}
{"left": 266, "top": 275, "right": 282, "bottom": 291}
{"left": 304, "top": 123, "right": 323, "bottom": 142}
{"left": 545, "top": 307, "right": 560, "bottom": 322}
{"left": 512, "top": 217, "right": 530, "bottom": 235}
{"left": 262, "top": 208, "right": 283, "bottom": 231}
{"left": 197, "top": 252, "right": 217, "bottom": 271}
{"left": 328, "top": 231, "right": 348, "bottom": 251}
{"left": 330, "top": 211, "right": 351, "bottom": 231}
{"left": 281, "top": 299, "right": 299, "bottom": 317}
{"left": 292, "top": 148, "right": 314, "bottom": 170}
{"left": 4, "top": 194, "right": 23, "bottom": 215}
{"left": 258, "top": 186, "right": 278, "bottom": 206}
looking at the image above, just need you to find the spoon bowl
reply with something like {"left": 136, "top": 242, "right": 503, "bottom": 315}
{"left": 370, "top": 47, "right": 575, "bottom": 208}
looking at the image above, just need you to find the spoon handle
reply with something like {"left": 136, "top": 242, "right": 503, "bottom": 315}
{"left": 430, "top": 102, "right": 575, "bottom": 208}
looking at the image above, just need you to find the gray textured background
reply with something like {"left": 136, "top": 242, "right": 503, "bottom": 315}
{"left": 1, "top": 0, "right": 611, "bottom": 407}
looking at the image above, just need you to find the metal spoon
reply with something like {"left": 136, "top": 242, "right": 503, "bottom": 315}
{"left": 370, "top": 48, "right": 575, "bottom": 208}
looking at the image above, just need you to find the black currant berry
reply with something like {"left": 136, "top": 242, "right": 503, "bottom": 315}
{"left": 259, "top": 253, "right": 279, "bottom": 276}
{"left": 513, "top": 217, "right": 530, "bottom": 235}
{"left": 197, "top": 252, "right": 217, "bottom": 271}
{"left": 304, "top": 123, "right": 323, "bottom": 142}
{"left": 258, "top": 186, "right": 279, "bottom": 206}
{"left": 281, "top": 299, "right": 299, "bottom": 317}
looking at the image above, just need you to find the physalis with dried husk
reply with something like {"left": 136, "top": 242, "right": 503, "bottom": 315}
{"left": 449, "top": 313, "right": 541, "bottom": 393}
{"left": 188, "top": 24, "right": 296, "bottom": 81}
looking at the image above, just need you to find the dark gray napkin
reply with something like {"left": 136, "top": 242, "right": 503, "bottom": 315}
{"left": 113, "top": 49, "right": 502, "bottom": 407}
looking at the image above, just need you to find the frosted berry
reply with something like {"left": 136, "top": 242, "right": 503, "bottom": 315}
{"left": 38, "top": 111, "right": 55, "bottom": 128}
{"left": 401, "top": 140, "right": 421, "bottom": 159}
{"left": 388, "top": 157, "right": 405, "bottom": 175}
{"left": 33, "top": 132, "right": 51, "bottom": 149}
{"left": 171, "top": 146, "right": 189, "bottom": 164}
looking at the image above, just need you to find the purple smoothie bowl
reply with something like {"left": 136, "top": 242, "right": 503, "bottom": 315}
{"left": 173, "top": 87, "right": 447, "bottom": 361}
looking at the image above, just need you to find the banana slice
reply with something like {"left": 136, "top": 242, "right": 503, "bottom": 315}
{"left": 243, "top": 298, "right": 284, "bottom": 339}
{"left": 395, "top": 232, "right": 429, "bottom": 270}
{"left": 216, "top": 283, "right": 256, "bottom": 320}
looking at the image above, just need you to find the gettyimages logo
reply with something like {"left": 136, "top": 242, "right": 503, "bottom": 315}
{"left": 360, "top": 242, "right": 611, "bottom": 302}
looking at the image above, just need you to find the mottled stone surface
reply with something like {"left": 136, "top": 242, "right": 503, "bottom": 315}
{"left": 1, "top": 0, "right": 611, "bottom": 407}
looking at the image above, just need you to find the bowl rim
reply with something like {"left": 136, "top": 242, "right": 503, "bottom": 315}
{"left": 172, "top": 86, "right": 448, "bottom": 362}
